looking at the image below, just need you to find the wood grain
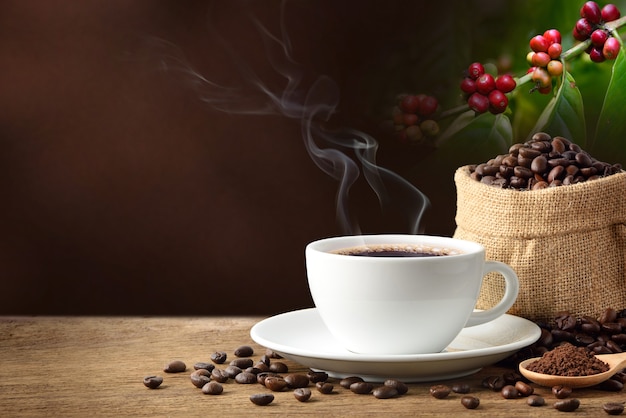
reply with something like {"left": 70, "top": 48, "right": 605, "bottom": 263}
{"left": 0, "top": 316, "right": 623, "bottom": 417}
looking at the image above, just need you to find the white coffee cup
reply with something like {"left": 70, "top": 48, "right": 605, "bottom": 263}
{"left": 305, "top": 234, "right": 519, "bottom": 355}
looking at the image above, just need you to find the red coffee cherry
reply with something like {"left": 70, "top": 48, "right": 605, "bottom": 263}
{"left": 475, "top": 73, "right": 496, "bottom": 95}
{"left": 417, "top": 95, "right": 438, "bottom": 116}
{"left": 400, "top": 95, "right": 420, "bottom": 113}
{"left": 460, "top": 78, "right": 477, "bottom": 94}
{"left": 581, "top": 1, "right": 602, "bottom": 24}
{"left": 589, "top": 46, "right": 606, "bottom": 62}
{"left": 531, "top": 51, "right": 551, "bottom": 67}
{"left": 591, "top": 29, "right": 608, "bottom": 47}
{"left": 488, "top": 90, "right": 508, "bottom": 114}
{"left": 467, "top": 62, "right": 485, "bottom": 80}
{"left": 601, "top": 4, "right": 621, "bottom": 22}
{"left": 543, "top": 29, "right": 562, "bottom": 45}
{"left": 548, "top": 43, "right": 563, "bottom": 59}
{"left": 402, "top": 113, "right": 419, "bottom": 126}
{"left": 575, "top": 18, "right": 594, "bottom": 38}
{"left": 603, "top": 37, "right": 621, "bottom": 60}
{"left": 572, "top": 26, "right": 588, "bottom": 42}
{"left": 467, "top": 92, "right": 489, "bottom": 114}
{"left": 495, "top": 74, "right": 516, "bottom": 93}
{"left": 529, "top": 35, "right": 550, "bottom": 52}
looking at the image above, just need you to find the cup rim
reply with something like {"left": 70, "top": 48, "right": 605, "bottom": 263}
{"left": 306, "top": 234, "right": 484, "bottom": 259}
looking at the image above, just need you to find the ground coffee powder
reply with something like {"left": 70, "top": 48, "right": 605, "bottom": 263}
{"left": 526, "top": 343, "right": 610, "bottom": 376}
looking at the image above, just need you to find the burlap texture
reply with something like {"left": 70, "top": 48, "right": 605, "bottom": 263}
{"left": 453, "top": 165, "right": 626, "bottom": 322}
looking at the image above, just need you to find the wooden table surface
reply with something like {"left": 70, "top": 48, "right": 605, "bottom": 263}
{"left": 1, "top": 316, "right": 624, "bottom": 417}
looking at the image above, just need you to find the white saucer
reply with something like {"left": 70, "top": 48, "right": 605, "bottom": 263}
{"left": 250, "top": 308, "right": 540, "bottom": 382}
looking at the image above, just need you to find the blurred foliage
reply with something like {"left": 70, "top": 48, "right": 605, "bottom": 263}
{"left": 352, "top": 0, "right": 626, "bottom": 235}
{"left": 367, "top": 0, "right": 626, "bottom": 169}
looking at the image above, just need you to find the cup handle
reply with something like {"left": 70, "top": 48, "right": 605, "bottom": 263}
{"left": 464, "top": 261, "right": 519, "bottom": 327}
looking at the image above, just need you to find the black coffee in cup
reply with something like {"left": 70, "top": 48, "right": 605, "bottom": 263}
{"left": 332, "top": 244, "right": 461, "bottom": 257}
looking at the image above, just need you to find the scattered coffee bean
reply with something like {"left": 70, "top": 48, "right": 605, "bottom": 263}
{"left": 429, "top": 384, "right": 451, "bottom": 399}
{"left": 259, "top": 355, "right": 271, "bottom": 366}
{"left": 143, "top": 375, "right": 163, "bottom": 389}
{"left": 594, "top": 345, "right": 614, "bottom": 354}
{"left": 224, "top": 365, "right": 242, "bottom": 378}
{"left": 503, "top": 371, "right": 522, "bottom": 385}
{"left": 284, "top": 374, "right": 310, "bottom": 389}
{"left": 193, "top": 362, "right": 215, "bottom": 372}
{"left": 234, "top": 345, "right": 254, "bottom": 357}
{"left": 163, "top": 360, "right": 186, "bottom": 373}
{"left": 202, "top": 381, "right": 223, "bottom": 395}
{"left": 190, "top": 369, "right": 211, "bottom": 388}
{"left": 265, "top": 376, "right": 288, "bottom": 392}
{"left": 307, "top": 370, "right": 329, "bottom": 383}
{"left": 192, "top": 368, "right": 211, "bottom": 376}
{"left": 461, "top": 396, "right": 480, "bottom": 409}
{"left": 501, "top": 385, "right": 519, "bottom": 399}
{"left": 536, "top": 327, "right": 554, "bottom": 347}
{"left": 340, "top": 376, "right": 364, "bottom": 389}
{"left": 244, "top": 367, "right": 263, "bottom": 375}
{"left": 293, "top": 387, "right": 312, "bottom": 402}
{"left": 603, "top": 402, "right": 625, "bottom": 415}
{"left": 612, "top": 371, "right": 626, "bottom": 384}
{"left": 210, "top": 351, "right": 227, "bottom": 364}
{"left": 373, "top": 386, "right": 398, "bottom": 399}
{"left": 257, "top": 372, "right": 281, "bottom": 386}
{"left": 603, "top": 324, "right": 623, "bottom": 336}
{"left": 265, "top": 349, "right": 282, "bottom": 358}
{"left": 269, "top": 361, "right": 289, "bottom": 373}
{"left": 600, "top": 308, "right": 618, "bottom": 324}
{"left": 482, "top": 375, "right": 505, "bottom": 391}
{"left": 230, "top": 358, "right": 254, "bottom": 369}
{"left": 316, "top": 382, "right": 334, "bottom": 394}
{"left": 235, "top": 371, "right": 257, "bottom": 384}
{"left": 350, "top": 381, "right": 374, "bottom": 394}
{"left": 253, "top": 362, "right": 270, "bottom": 373}
{"left": 527, "top": 395, "right": 546, "bottom": 407}
{"left": 596, "top": 377, "right": 624, "bottom": 392}
{"left": 451, "top": 383, "right": 471, "bottom": 394}
{"left": 552, "top": 385, "right": 572, "bottom": 399}
{"left": 211, "top": 368, "right": 229, "bottom": 383}
{"left": 384, "top": 379, "right": 409, "bottom": 395}
{"left": 250, "top": 393, "right": 274, "bottom": 406}
{"left": 606, "top": 340, "right": 623, "bottom": 353}
{"left": 514, "top": 381, "right": 534, "bottom": 396}
{"left": 554, "top": 398, "right": 580, "bottom": 412}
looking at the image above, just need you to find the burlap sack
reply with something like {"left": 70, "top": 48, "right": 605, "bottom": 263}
{"left": 453, "top": 165, "right": 626, "bottom": 322}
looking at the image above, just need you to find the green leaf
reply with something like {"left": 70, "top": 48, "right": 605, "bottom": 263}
{"left": 593, "top": 46, "right": 626, "bottom": 164}
{"left": 436, "top": 110, "right": 513, "bottom": 165}
{"left": 527, "top": 71, "right": 586, "bottom": 146}
{"left": 436, "top": 110, "right": 476, "bottom": 145}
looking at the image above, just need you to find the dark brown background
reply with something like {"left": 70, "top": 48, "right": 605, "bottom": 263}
{"left": 0, "top": 0, "right": 500, "bottom": 314}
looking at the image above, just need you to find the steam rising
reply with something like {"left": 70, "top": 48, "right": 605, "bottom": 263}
{"left": 152, "top": 1, "right": 429, "bottom": 234}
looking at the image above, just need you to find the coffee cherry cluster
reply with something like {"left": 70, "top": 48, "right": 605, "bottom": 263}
{"left": 526, "top": 29, "right": 563, "bottom": 95}
{"left": 391, "top": 93, "right": 440, "bottom": 143}
{"left": 460, "top": 62, "right": 516, "bottom": 114}
{"left": 573, "top": 1, "right": 622, "bottom": 62}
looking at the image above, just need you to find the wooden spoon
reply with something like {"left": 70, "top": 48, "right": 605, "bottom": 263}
{"left": 518, "top": 352, "right": 626, "bottom": 388}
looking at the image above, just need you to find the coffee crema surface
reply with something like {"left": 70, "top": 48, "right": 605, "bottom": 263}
{"left": 332, "top": 244, "right": 463, "bottom": 257}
